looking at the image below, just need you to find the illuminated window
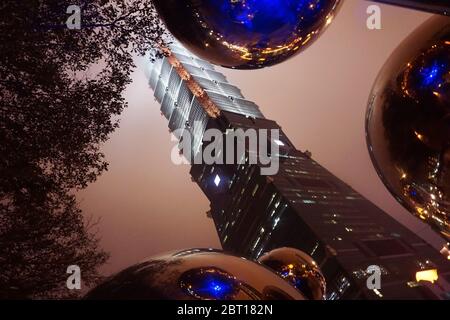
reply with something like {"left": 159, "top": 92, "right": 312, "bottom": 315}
{"left": 274, "top": 139, "right": 285, "bottom": 146}
{"left": 252, "top": 184, "right": 259, "bottom": 197}
{"left": 273, "top": 217, "right": 280, "bottom": 228}
{"left": 373, "top": 289, "right": 383, "bottom": 298}
{"left": 252, "top": 237, "right": 261, "bottom": 250}
{"left": 214, "top": 174, "right": 221, "bottom": 187}
{"left": 416, "top": 269, "right": 438, "bottom": 283}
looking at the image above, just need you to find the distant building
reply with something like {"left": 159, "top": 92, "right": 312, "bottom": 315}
{"left": 147, "top": 44, "right": 450, "bottom": 299}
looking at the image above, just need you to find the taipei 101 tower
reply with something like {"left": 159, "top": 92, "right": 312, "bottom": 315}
{"left": 146, "top": 43, "right": 450, "bottom": 300}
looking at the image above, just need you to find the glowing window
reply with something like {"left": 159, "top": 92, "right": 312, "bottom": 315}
{"left": 274, "top": 139, "right": 285, "bottom": 146}
{"left": 214, "top": 174, "right": 221, "bottom": 187}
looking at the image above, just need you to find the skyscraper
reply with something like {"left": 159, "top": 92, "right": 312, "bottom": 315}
{"left": 147, "top": 44, "right": 450, "bottom": 300}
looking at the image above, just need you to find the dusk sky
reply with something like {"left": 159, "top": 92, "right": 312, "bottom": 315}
{"left": 77, "top": 1, "right": 444, "bottom": 276}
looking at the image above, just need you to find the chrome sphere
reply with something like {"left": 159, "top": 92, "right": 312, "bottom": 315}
{"left": 153, "top": 0, "right": 341, "bottom": 69}
{"left": 85, "top": 249, "right": 305, "bottom": 300}
{"left": 257, "top": 247, "right": 326, "bottom": 300}
{"left": 366, "top": 16, "right": 450, "bottom": 241}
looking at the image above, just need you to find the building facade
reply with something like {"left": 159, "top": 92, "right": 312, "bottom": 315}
{"left": 147, "top": 44, "right": 450, "bottom": 299}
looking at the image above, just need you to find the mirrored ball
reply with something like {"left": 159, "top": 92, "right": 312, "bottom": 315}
{"left": 153, "top": 0, "right": 342, "bottom": 69}
{"left": 258, "top": 247, "right": 326, "bottom": 300}
{"left": 85, "top": 249, "right": 306, "bottom": 300}
{"left": 366, "top": 16, "right": 450, "bottom": 241}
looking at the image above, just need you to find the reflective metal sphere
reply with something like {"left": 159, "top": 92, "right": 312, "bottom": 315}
{"left": 366, "top": 16, "right": 450, "bottom": 241}
{"left": 153, "top": 0, "right": 341, "bottom": 69}
{"left": 258, "top": 247, "right": 326, "bottom": 300}
{"left": 85, "top": 249, "right": 305, "bottom": 300}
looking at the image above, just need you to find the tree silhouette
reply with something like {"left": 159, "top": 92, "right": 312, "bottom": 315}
{"left": 0, "top": 1, "right": 167, "bottom": 298}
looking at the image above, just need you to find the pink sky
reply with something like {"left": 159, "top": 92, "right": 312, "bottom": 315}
{"left": 77, "top": 1, "right": 444, "bottom": 276}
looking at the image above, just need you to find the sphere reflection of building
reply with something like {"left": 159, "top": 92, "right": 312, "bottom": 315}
{"left": 85, "top": 249, "right": 306, "bottom": 300}
{"left": 366, "top": 16, "right": 450, "bottom": 241}
{"left": 153, "top": 0, "right": 342, "bottom": 69}
{"left": 258, "top": 248, "right": 326, "bottom": 300}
